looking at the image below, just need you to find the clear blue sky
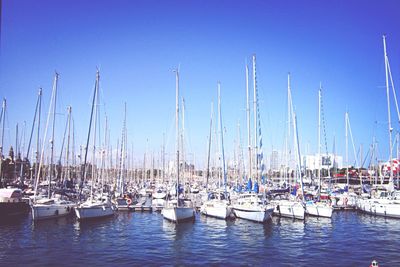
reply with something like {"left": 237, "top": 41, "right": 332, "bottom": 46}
{"left": 1, "top": 0, "right": 400, "bottom": 169}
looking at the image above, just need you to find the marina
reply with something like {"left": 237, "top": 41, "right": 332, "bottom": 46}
{"left": 1, "top": 1, "right": 400, "bottom": 266}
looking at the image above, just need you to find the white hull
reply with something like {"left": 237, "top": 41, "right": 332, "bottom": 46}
{"left": 200, "top": 200, "right": 231, "bottom": 219}
{"left": 273, "top": 200, "right": 305, "bottom": 220}
{"left": 233, "top": 205, "right": 274, "bottom": 223}
{"left": 358, "top": 198, "right": 400, "bottom": 218}
{"left": 153, "top": 192, "right": 167, "bottom": 199}
{"left": 75, "top": 203, "right": 115, "bottom": 220}
{"left": 162, "top": 206, "right": 194, "bottom": 222}
{"left": 32, "top": 202, "right": 75, "bottom": 220}
{"left": 305, "top": 202, "right": 333, "bottom": 218}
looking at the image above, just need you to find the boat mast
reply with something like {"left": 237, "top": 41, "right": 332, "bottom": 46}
{"left": 345, "top": 111, "right": 349, "bottom": 189}
{"left": 80, "top": 70, "right": 99, "bottom": 197}
{"left": 91, "top": 70, "right": 100, "bottom": 200}
{"left": 246, "top": 64, "right": 252, "bottom": 181}
{"left": 48, "top": 72, "right": 59, "bottom": 198}
{"left": 206, "top": 102, "right": 213, "bottom": 190}
{"left": 293, "top": 112, "right": 304, "bottom": 199}
{"left": 286, "top": 73, "right": 292, "bottom": 185}
{"left": 175, "top": 69, "right": 180, "bottom": 199}
{"left": 252, "top": 55, "right": 258, "bottom": 183}
{"left": 383, "top": 35, "right": 394, "bottom": 188}
{"left": 218, "top": 82, "right": 227, "bottom": 194}
{"left": 26, "top": 89, "right": 42, "bottom": 184}
{"left": 318, "top": 85, "right": 321, "bottom": 197}
{"left": 65, "top": 106, "right": 72, "bottom": 185}
{"left": 181, "top": 97, "right": 185, "bottom": 182}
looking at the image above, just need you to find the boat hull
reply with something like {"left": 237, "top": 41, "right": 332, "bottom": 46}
{"left": 75, "top": 205, "right": 115, "bottom": 220}
{"left": 31, "top": 203, "right": 75, "bottom": 220}
{"left": 200, "top": 201, "right": 231, "bottom": 219}
{"left": 233, "top": 206, "right": 274, "bottom": 223}
{"left": 305, "top": 202, "right": 333, "bottom": 218}
{"left": 273, "top": 200, "right": 305, "bottom": 220}
{"left": 358, "top": 199, "right": 400, "bottom": 218}
{"left": 162, "top": 206, "right": 195, "bottom": 222}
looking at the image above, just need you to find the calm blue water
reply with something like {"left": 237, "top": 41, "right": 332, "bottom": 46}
{"left": 1, "top": 211, "right": 399, "bottom": 266}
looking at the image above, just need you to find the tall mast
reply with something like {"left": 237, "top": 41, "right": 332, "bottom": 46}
{"left": 252, "top": 55, "right": 258, "bottom": 182}
{"left": 286, "top": 73, "right": 292, "bottom": 184}
{"left": 90, "top": 70, "right": 100, "bottom": 200}
{"left": 25, "top": 88, "right": 42, "bottom": 183}
{"left": 66, "top": 106, "right": 72, "bottom": 184}
{"left": 293, "top": 112, "right": 304, "bottom": 198}
{"left": 318, "top": 85, "right": 321, "bottom": 195}
{"left": 162, "top": 132, "right": 165, "bottom": 183}
{"left": 206, "top": 102, "right": 213, "bottom": 190}
{"left": 175, "top": 69, "right": 180, "bottom": 198}
{"left": 48, "top": 72, "right": 59, "bottom": 198}
{"left": 383, "top": 35, "right": 393, "bottom": 187}
{"left": 246, "top": 64, "right": 252, "bottom": 180}
{"left": 218, "top": 82, "right": 227, "bottom": 193}
{"left": 345, "top": 112, "right": 349, "bottom": 189}
{"left": 80, "top": 70, "right": 99, "bottom": 196}
{"left": 181, "top": 97, "right": 185, "bottom": 179}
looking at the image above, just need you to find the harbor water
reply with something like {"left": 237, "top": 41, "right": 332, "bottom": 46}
{"left": 1, "top": 211, "right": 399, "bottom": 266}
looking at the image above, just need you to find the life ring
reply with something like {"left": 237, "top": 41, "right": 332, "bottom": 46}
{"left": 126, "top": 198, "right": 132, "bottom": 205}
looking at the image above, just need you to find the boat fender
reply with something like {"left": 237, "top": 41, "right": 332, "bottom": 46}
{"left": 126, "top": 198, "right": 132, "bottom": 205}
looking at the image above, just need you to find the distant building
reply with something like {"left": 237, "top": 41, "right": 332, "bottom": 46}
{"left": 270, "top": 150, "right": 280, "bottom": 171}
{"left": 302, "top": 153, "right": 343, "bottom": 170}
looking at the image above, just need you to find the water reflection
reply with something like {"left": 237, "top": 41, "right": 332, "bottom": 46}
{"left": 2, "top": 209, "right": 400, "bottom": 266}
{"left": 162, "top": 217, "right": 194, "bottom": 241}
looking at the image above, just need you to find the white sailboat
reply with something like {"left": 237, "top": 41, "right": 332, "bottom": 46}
{"left": 31, "top": 73, "right": 76, "bottom": 220}
{"left": 162, "top": 68, "right": 195, "bottom": 222}
{"left": 200, "top": 82, "right": 231, "bottom": 220}
{"left": 305, "top": 85, "right": 333, "bottom": 218}
{"left": 232, "top": 55, "right": 275, "bottom": 223}
{"left": 357, "top": 35, "right": 400, "bottom": 219}
{"left": 75, "top": 70, "right": 115, "bottom": 220}
{"left": 272, "top": 73, "right": 305, "bottom": 220}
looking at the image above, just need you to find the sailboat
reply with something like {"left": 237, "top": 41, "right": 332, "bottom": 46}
{"left": 356, "top": 36, "right": 400, "bottom": 218}
{"left": 75, "top": 70, "right": 115, "bottom": 220}
{"left": 232, "top": 55, "right": 275, "bottom": 223}
{"left": 271, "top": 73, "right": 305, "bottom": 220}
{"left": 31, "top": 73, "right": 76, "bottom": 220}
{"left": 305, "top": 85, "right": 333, "bottom": 218}
{"left": 161, "top": 68, "right": 195, "bottom": 222}
{"left": 114, "top": 103, "right": 134, "bottom": 211}
{"left": 0, "top": 99, "right": 30, "bottom": 218}
{"left": 200, "top": 82, "right": 232, "bottom": 220}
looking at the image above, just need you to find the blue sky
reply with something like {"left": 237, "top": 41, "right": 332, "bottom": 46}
{"left": 1, "top": 0, "right": 400, "bottom": 169}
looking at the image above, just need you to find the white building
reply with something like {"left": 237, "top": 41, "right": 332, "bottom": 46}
{"left": 302, "top": 153, "right": 343, "bottom": 170}
{"left": 270, "top": 150, "right": 280, "bottom": 171}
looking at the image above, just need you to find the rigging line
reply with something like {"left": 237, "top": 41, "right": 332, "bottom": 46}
{"left": 346, "top": 114, "right": 359, "bottom": 167}
{"left": 320, "top": 88, "right": 330, "bottom": 156}
{"left": 387, "top": 57, "right": 400, "bottom": 124}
